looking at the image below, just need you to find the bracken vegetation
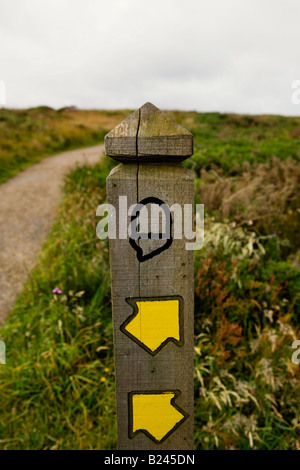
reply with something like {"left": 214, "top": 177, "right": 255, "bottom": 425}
{"left": 0, "top": 109, "right": 299, "bottom": 449}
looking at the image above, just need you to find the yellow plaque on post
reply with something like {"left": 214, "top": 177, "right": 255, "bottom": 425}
{"left": 129, "top": 391, "right": 188, "bottom": 443}
{"left": 121, "top": 297, "right": 183, "bottom": 355}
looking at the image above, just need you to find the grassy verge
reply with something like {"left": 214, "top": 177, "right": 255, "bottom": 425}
{"left": 1, "top": 108, "right": 300, "bottom": 184}
{"left": 0, "top": 157, "right": 117, "bottom": 449}
{"left": 0, "top": 107, "right": 130, "bottom": 183}
{"left": 0, "top": 111, "right": 299, "bottom": 449}
{"left": 171, "top": 111, "right": 300, "bottom": 174}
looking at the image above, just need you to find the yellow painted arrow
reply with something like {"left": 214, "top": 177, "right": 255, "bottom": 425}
{"left": 121, "top": 298, "right": 182, "bottom": 355}
{"left": 130, "top": 391, "right": 188, "bottom": 442}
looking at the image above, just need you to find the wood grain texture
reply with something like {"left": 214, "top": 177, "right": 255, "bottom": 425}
{"left": 105, "top": 108, "right": 139, "bottom": 158}
{"left": 138, "top": 102, "right": 193, "bottom": 159}
{"left": 106, "top": 103, "right": 194, "bottom": 450}
{"left": 105, "top": 102, "right": 193, "bottom": 162}
{"left": 107, "top": 164, "right": 194, "bottom": 450}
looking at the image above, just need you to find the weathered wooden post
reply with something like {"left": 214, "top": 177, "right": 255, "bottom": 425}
{"left": 105, "top": 102, "right": 194, "bottom": 450}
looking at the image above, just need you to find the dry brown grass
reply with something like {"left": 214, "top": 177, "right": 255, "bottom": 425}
{"left": 197, "top": 157, "right": 300, "bottom": 252}
{"left": 0, "top": 107, "right": 132, "bottom": 183}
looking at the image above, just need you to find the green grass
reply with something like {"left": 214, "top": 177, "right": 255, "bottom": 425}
{"left": 170, "top": 111, "right": 300, "bottom": 174}
{"left": 1, "top": 107, "right": 300, "bottom": 184}
{"left": 0, "top": 110, "right": 299, "bottom": 449}
{"left": 0, "top": 107, "right": 130, "bottom": 184}
{"left": 0, "top": 158, "right": 117, "bottom": 449}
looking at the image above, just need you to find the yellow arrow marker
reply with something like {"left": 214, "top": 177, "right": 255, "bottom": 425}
{"left": 121, "top": 297, "right": 182, "bottom": 355}
{"left": 130, "top": 391, "right": 188, "bottom": 443}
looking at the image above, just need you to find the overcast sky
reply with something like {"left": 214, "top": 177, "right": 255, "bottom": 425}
{"left": 0, "top": 0, "right": 300, "bottom": 115}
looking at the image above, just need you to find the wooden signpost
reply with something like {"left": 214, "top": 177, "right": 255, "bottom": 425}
{"left": 105, "top": 102, "right": 194, "bottom": 450}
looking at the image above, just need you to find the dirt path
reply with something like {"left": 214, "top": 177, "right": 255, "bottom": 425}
{"left": 0, "top": 144, "right": 105, "bottom": 324}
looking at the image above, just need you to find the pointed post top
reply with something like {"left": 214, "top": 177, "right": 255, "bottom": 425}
{"left": 104, "top": 102, "right": 193, "bottom": 163}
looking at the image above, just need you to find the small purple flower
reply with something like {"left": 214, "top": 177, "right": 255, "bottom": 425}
{"left": 52, "top": 287, "right": 62, "bottom": 294}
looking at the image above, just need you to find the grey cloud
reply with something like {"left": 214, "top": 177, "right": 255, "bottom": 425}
{"left": 0, "top": 0, "right": 299, "bottom": 115}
